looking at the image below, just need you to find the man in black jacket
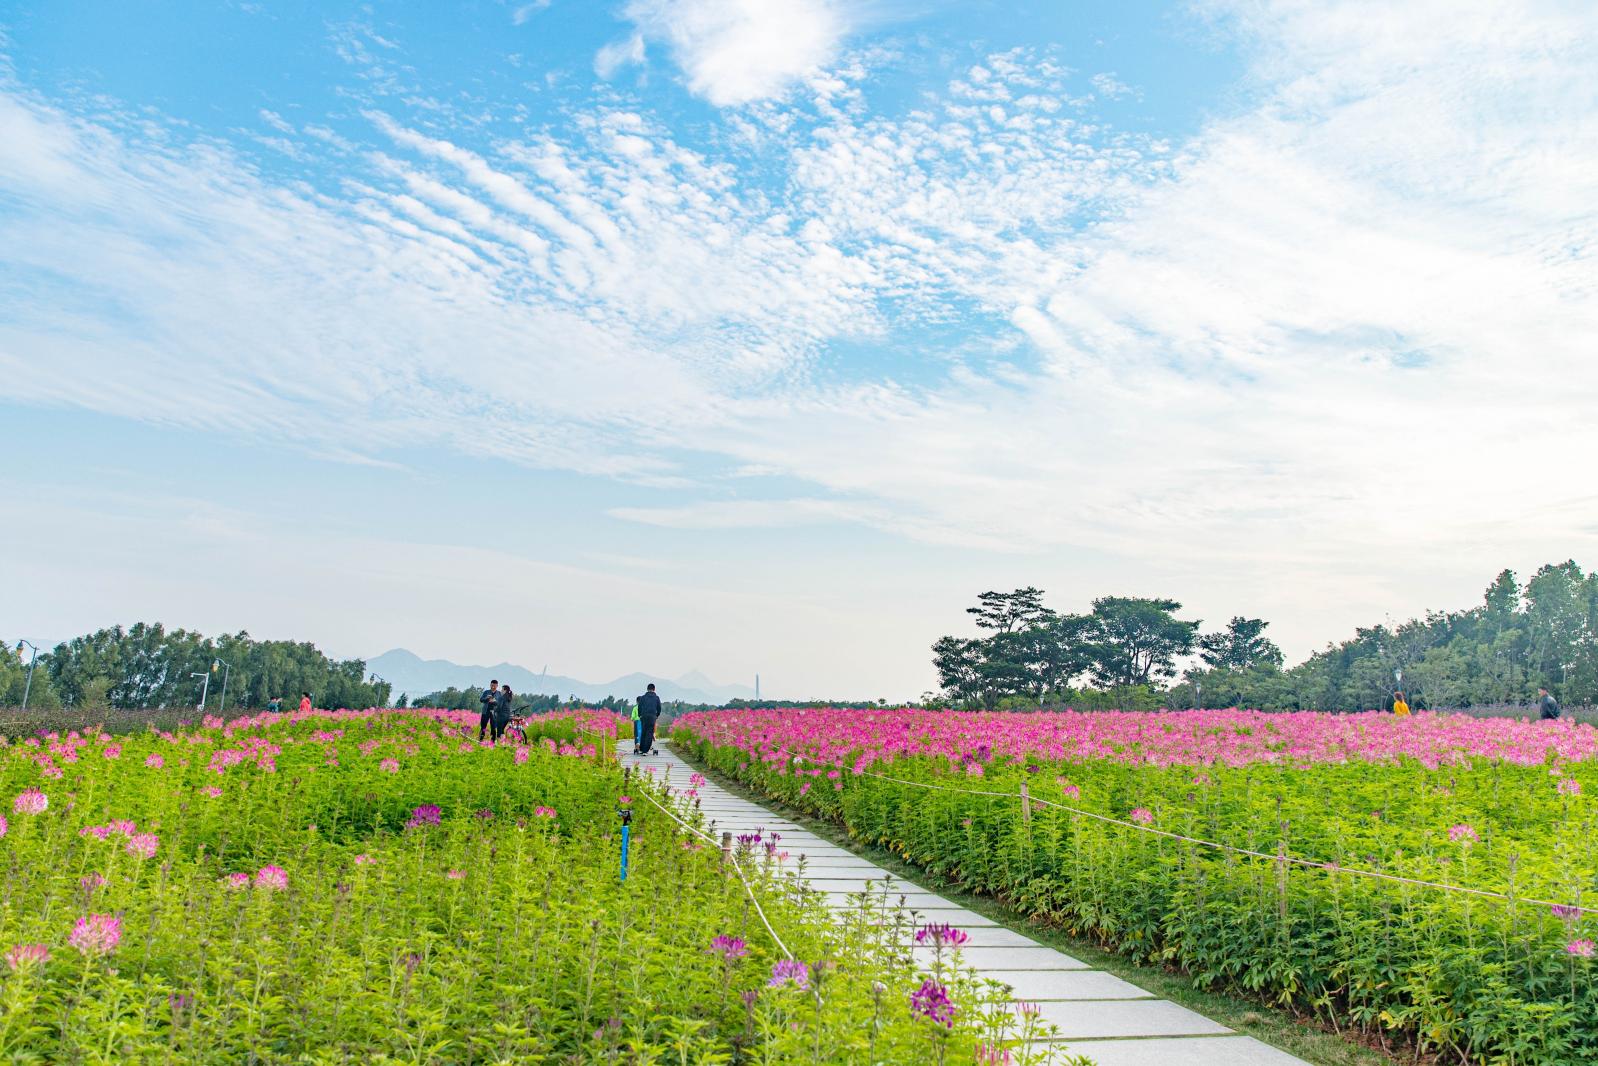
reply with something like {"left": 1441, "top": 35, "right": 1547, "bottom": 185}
{"left": 492, "top": 685, "right": 515, "bottom": 741}
{"left": 636, "top": 683, "right": 662, "bottom": 755}
{"left": 478, "top": 680, "right": 499, "bottom": 741}
{"left": 1538, "top": 686, "right": 1562, "bottom": 721}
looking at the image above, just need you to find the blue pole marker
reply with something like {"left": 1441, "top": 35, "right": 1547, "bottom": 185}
{"left": 619, "top": 808, "right": 633, "bottom": 881}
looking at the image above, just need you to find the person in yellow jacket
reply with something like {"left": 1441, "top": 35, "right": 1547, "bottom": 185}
{"left": 1392, "top": 692, "right": 1411, "bottom": 716}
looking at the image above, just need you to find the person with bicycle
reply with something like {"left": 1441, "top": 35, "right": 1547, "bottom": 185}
{"left": 491, "top": 685, "right": 515, "bottom": 742}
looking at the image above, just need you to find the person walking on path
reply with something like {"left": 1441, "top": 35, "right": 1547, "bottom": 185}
{"left": 636, "top": 683, "right": 662, "bottom": 756}
{"left": 491, "top": 685, "right": 514, "bottom": 742}
{"left": 630, "top": 698, "right": 643, "bottom": 752}
{"left": 1538, "top": 686, "right": 1562, "bottom": 720}
{"left": 298, "top": 692, "right": 311, "bottom": 714}
{"left": 478, "top": 680, "right": 500, "bottom": 741}
{"left": 1392, "top": 691, "right": 1410, "bottom": 717}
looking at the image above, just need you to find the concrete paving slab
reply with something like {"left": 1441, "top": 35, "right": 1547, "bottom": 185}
{"left": 1058, "top": 1036, "right": 1306, "bottom": 1065}
{"left": 1030, "top": 999, "right": 1231, "bottom": 1039}
{"left": 980, "top": 969, "right": 1154, "bottom": 1000}
{"left": 912, "top": 945, "right": 1091, "bottom": 970}
{"left": 890, "top": 925, "right": 1043, "bottom": 948}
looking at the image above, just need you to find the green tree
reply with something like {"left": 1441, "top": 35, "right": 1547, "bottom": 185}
{"left": 1084, "top": 596, "right": 1199, "bottom": 689}
{"left": 1197, "top": 617, "right": 1284, "bottom": 671}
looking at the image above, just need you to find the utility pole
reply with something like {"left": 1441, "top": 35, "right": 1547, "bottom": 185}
{"left": 755, "top": 673, "right": 761, "bottom": 701}
{"left": 213, "top": 658, "right": 233, "bottom": 712}
{"left": 192, "top": 671, "right": 211, "bottom": 711}
{"left": 15, "top": 640, "right": 39, "bottom": 712}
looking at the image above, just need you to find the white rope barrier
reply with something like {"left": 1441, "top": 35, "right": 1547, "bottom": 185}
{"left": 688, "top": 726, "right": 1596, "bottom": 918}
{"left": 586, "top": 727, "right": 798, "bottom": 960}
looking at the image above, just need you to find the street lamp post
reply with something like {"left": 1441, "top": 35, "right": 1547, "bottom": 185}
{"left": 191, "top": 671, "right": 211, "bottom": 711}
{"left": 369, "top": 673, "right": 386, "bottom": 708}
{"left": 15, "top": 640, "right": 39, "bottom": 712}
{"left": 213, "top": 658, "right": 233, "bottom": 712}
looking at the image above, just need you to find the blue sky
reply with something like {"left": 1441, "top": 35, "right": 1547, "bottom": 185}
{"left": 2, "top": 0, "right": 1595, "bottom": 698}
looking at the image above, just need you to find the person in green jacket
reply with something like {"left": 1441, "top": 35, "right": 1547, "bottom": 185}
{"left": 630, "top": 698, "right": 642, "bottom": 752}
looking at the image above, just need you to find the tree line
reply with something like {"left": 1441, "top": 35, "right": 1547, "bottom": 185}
{"left": 932, "top": 561, "right": 1598, "bottom": 711}
{"left": 1, "top": 623, "right": 390, "bottom": 712}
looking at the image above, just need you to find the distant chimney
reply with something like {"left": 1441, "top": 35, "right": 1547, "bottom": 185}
{"left": 755, "top": 674, "right": 761, "bottom": 701}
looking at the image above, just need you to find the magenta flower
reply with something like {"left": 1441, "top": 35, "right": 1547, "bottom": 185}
{"left": 254, "top": 865, "right": 288, "bottom": 891}
{"left": 5, "top": 944, "right": 49, "bottom": 970}
{"left": 80, "top": 873, "right": 107, "bottom": 893}
{"left": 914, "top": 923, "right": 971, "bottom": 948}
{"left": 1557, "top": 778, "right": 1582, "bottom": 797}
{"left": 1567, "top": 939, "right": 1594, "bottom": 957}
{"left": 1448, "top": 823, "right": 1478, "bottom": 843}
{"left": 445, "top": 869, "right": 466, "bottom": 880}
{"left": 354, "top": 854, "right": 375, "bottom": 865}
{"left": 102, "top": 744, "right": 121, "bottom": 760}
{"left": 144, "top": 753, "right": 165, "bottom": 769}
{"left": 767, "top": 960, "right": 810, "bottom": 989}
{"left": 222, "top": 872, "right": 250, "bottom": 890}
{"left": 13, "top": 789, "right": 47, "bottom": 815}
{"left": 534, "top": 806, "right": 557, "bottom": 818}
{"left": 709, "top": 935, "right": 748, "bottom": 960}
{"left": 1551, "top": 903, "right": 1581, "bottom": 921}
{"left": 68, "top": 913, "right": 122, "bottom": 956}
{"left": 618, "top": 795, "right": 632, "bottom": 805}
{"left": 379, "top": 758, "right": 400, "bottom": 773}
{"left": 911, "top": 979, "right": 956, "bottom": 1027}
{"left": 203, "top": 785, "right": 223, "bottom": 799}
{"left": 514, "top": 747, "right": 530, "bottom": 765}
{"left": 405, "top": 804, "right": 442, "bottom": 830}
{"left": 0, "top": 814, "right": 7, "bottom": 838}
{"left": 124, "top": 833, "right": 160, "bottom": 859}
{"left": 1129, "top": 807, "right": 1155, "bottom": 825}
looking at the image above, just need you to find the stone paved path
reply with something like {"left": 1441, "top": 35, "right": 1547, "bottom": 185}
{"left": 620, "top": 743, "right": 1313, "bottom": 1066}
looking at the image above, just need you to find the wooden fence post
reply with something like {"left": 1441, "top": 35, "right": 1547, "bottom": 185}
{"left": 1019, "top": 782, "right": 1031, "bottom": 823}
{"left": 721, "top": 831, "right": 733, "bottom": 868}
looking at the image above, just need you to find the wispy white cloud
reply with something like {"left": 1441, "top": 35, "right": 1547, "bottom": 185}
{"left": 594, "top": 32, "right": 646, "bottom": 80}
{"left": 511, "top": 1, "right": 551, "bottom": 26}
{"left": 620, "top": 0, "right": 852, "bottom": 105}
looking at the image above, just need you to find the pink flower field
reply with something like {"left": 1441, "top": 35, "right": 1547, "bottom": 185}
{"left": 674, "top": 706, "right": 1598, "bottom": 1063}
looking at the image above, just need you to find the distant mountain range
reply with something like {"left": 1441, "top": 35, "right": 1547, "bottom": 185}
{"left": 366, "top": 649, "right": 759, "bottom": 705}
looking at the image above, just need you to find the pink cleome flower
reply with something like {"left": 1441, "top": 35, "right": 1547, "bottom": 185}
{"left": 144, "top": 753, "right": 165, "bottom": 769}
{"left": 103, "top": 744, "right": 122, "bottom": 760}
{"left": 354, "top": 854, "right": 375, "bottom": 865}
{"left": 203, "top": 786, "right": 223, "bottom": 799}
{"left": 68, "top": 914, "right": 122, "bottom": 956}
{"left": 222, "top": 873, "right": 251, "bottom": 890}
{"left": 534, "top": 806, "right": 557, "bottom": 818}
{"left": 13, "top": 789, "right": 47, "bottom": 815}
{"left": 254, "top": 866, "right": 288, "bottom": 891}
{"left": 767, "top": 960, "right": 810, "bottom": 989}
{"left": 124, "top": 833, "right": 160, "bottom": 860}
{"left": 1448, "top": 823, "right": 1479, "bottom": 843}
{"left": 445, "top": 869, "right": 466, "bottom": 880}
{"left": 1129, "top": 807, "right": 1155, "bottom": 825}
{"left": 379, "top": 758, "right": 400, "bottom": 773}
{"left": 1557, "top": 778, "right": 1582, "bottom": 797}
{"left": 514, "top": 746, "right": 530, "bottom": 765}
{"left": 0, "top": 814, "right": 7, "bottom": 838}
{"left": 5, "top": 943, "right": 49, "bottom": 970}
{"left": 1567, "top": 939, "right": 1595, "bottom": 957}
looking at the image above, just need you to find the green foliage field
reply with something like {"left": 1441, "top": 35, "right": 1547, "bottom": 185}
{"left": 0, "top": 708, "right": 1080, "bottom": 1064}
